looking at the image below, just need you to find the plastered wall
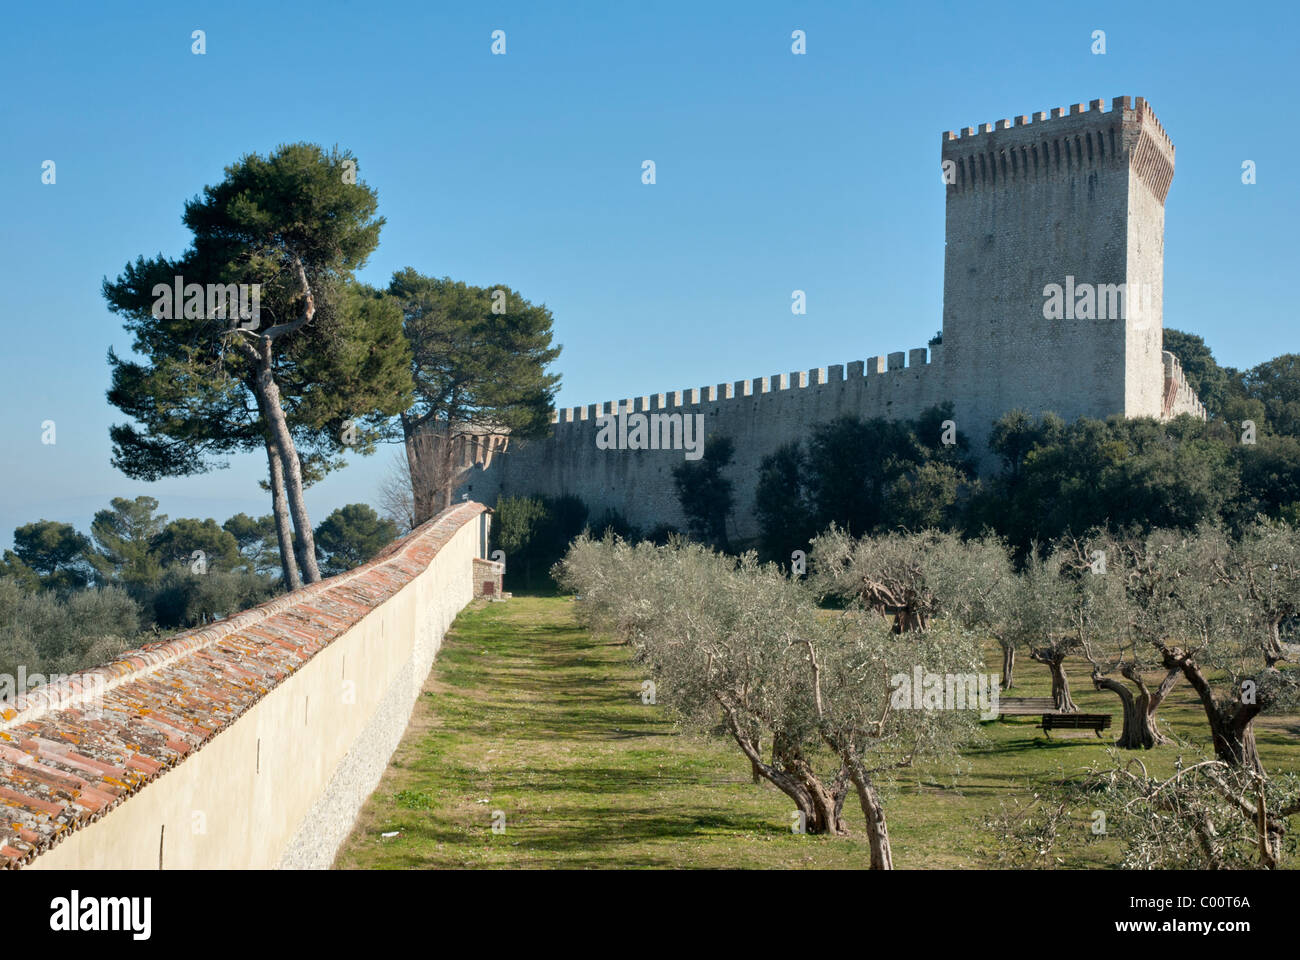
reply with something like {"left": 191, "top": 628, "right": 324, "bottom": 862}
{"left": 28, "top": 506, "right": 486, "bottom": 870}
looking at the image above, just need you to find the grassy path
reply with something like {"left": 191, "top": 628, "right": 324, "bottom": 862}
{"left": 335, "top": 596, "right": 1298, "bottom": 869}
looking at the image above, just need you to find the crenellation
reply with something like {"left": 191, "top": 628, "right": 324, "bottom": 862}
{"left": 1162, "top": 351, "right": 1207, "bottom": 419}
{"left": 943, "top": 94, "right": 1175, "bottom": 197}
{"left": 534, "top": 336, "right": 950, "bottom": 440}
{"left": 945, "top": 97, "right": 1126, "bottom": 149}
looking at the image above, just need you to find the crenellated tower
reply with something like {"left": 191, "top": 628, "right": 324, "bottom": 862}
{"left": 939, "top": 96, "right": 1178, "bottom": 453}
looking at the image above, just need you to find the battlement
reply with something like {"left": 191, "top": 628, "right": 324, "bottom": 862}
{"left": 942, "top": 95, "right": 1174, "bottom": 201}
{"left": 1162, "top": 350, "right": 1207, "bottom": 420}
{"left": 548, "top": 345, "right": 938, "bottom": 424}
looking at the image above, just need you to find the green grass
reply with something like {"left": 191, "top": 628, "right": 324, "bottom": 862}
{"left": 334, "top": 595, "right": 1299, "bottom": 869}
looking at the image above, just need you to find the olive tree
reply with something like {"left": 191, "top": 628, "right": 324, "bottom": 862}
{"left": 1003, "top": 547, "right": 1083, "bottom": 712}
{"left": 921, "top": 534, "right": 1019, "bottom": 689}
{"left": 804, "top": 611, "right": 983, "bottom": 868}
{"left": 808, "top": 527, "right": 954, "bottom": 633}
{"left": 557, "top": 536, "right": 851, "bottom": 834}
{"left": 1065, "top": 532, "right": 1181, "bottom": 749}
{"left": 1131, "top": 522, "right": 1299, "bottom": 773}
{"left": 989, "top": 755, "right": 1300, "bottom": 869}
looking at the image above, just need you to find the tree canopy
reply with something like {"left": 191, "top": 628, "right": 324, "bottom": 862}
{"left": 389, "top": 268, "right": 561, "bottom": 522}
{"left": 104, "top": 143, "right": 412, "bottom": 588}
{"left": 313, "top": 504, "right": 397, "bottom": 576}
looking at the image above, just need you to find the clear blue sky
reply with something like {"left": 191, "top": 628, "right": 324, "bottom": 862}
{"left": 2, "top": 0, "right": 1296, "bottom": 548}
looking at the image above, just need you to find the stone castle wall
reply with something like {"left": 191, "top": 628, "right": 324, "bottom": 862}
{"left": 460, "top": 347, "right": 943, "bottom": 544}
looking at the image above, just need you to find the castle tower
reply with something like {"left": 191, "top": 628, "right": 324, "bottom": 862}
{"left": 939, "top": 96, "right": 1176, "bottom": 452}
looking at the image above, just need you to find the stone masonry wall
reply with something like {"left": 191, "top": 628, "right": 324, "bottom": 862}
{"left": 460, "top": 347, "right": 944, "bottom": 545}
{"left": 939, "top": 95, "right": 1175, "bottom": 459}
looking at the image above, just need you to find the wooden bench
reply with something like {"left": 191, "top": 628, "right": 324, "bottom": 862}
{"left": 994, "top": 697, "right": 1056, "bottom": 717}
{"left": 1041, "top": 713, "right": 1112, "bottom": 738}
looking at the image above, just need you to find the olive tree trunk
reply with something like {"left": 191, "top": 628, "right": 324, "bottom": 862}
{"left": 1000, "top": 640, "right": 1015, "bottom": 690}
{"left": 717, "top": 696, "right": 849, "bottom": 835}
{"left": 1030, "top": 648, "right": 1077, "bottom": 712}
{"left": 845, "top": 757, "right": 893, "bottom": 869}
{"left": 1091, "top": 665, "right": 1178, "bottom": 749}
{"left": 1172, "top": 654, "right": 1265, "bottom": 776}
{"left": 1208, "top": 707, "right": 1264, "bottom": 774}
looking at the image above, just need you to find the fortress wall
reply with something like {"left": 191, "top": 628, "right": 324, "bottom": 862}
{"left": 1163, "top": 351, "right": 1207, "bottom": 420}
{"left": 8, "top": 503, "right": 489, "bottom": 870}
{"left": 1126, "top": 102, "right": 1176, "bottom": 418}
{"left": 460, "top": 348, "right": 947, "bottom": 545}
{"left": 941, "top": 97, "right": 1144, "bottom": 455}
